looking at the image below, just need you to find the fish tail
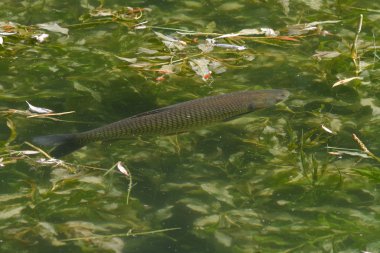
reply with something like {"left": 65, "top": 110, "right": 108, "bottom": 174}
{"left": 33, "top": 134, "right": 84, "bottom": 158}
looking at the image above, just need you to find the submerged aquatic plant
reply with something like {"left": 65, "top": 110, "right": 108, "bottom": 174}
{"left": 1, "top": 1, "right": 380, "bottom": 253}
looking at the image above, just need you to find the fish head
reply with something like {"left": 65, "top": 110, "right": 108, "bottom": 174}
{"left": 272, "top": 89, "right": 290, "bottom": 103}
{"left": 251, "top": 89, "right": 290, "bottom": 109}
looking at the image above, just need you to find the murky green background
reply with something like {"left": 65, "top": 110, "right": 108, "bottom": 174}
{"left": 1, "top": 0, "right": 380, "bottom": 252}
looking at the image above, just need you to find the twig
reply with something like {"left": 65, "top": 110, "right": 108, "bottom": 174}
{"left": 24, "top": 141, "right": 52, "bottom": 159}
{"left": 1, "top": 109, "right": 77, "bottom": 122}
{"left": 24, "top": 142, "right": 76, "bottom": 172}
{"left": 352, "top": 133, "right": 380, "bottom": 162}
{"left": 26, "top": 111, "right": 75, "bottom": 118}
{"left": 103, "top": 162, "right": 118, "bottom": 176}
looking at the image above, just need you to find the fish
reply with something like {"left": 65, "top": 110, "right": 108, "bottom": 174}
{"left": 33, "top": 89, "right": 289, "bottom": 158}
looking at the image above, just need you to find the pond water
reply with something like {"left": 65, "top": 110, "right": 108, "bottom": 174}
{"left": 1, "top": 0, "right": 380, "bottom": 252}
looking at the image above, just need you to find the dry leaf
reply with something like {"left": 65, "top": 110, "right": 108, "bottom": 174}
{"left": 26, "top": 101, "right": 53, "bottom": 114}
{"left": 154, "top": 31, "right": 187, "bottom": 50}
{"left": 321, "top": 124, "right": 335, "bottom": 135}
{"left": 117, "top": 161, "right": 129, "bottom": 176}
{"left": 332, "top": 77, "right": 362, "bottom": 87}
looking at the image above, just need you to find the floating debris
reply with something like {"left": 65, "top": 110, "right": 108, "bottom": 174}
{"left": 215, "top": 28, "right": 278, "bottom": 39}
{"left": 26, "top": 101, "right": 53, "bottom": 114}
{"left": 117, "top": 161, "right": 130, "bottom": 177}
{"left": 332, "top": 77, "right": 362, "bottom": 87}
{"left": 32, "top": 33, "right": 49, "bottom": 43}
{"left": 154, "top": 31, "right": 187, "bottom": 51}
{"left": 321, "top": 124, "right": 336, "bottom": 135}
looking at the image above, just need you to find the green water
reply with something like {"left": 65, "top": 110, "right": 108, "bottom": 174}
{"left": 1, "top": 0, "right": 380, "bottom": 252}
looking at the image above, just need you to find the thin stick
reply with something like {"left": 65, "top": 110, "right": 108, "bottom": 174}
{"left": 27, "top": 111, "right": 75, "bottom": 118}
{"left": 103, "top": 162, "right": 118, "bottom": 176}
{"left": 24, "top": 141, "right": 52, "bottom": 159}
{"left": 24, "top": 142, "right": 76, "bottom": 172}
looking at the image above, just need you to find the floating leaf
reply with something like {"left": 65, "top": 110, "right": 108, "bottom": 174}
{"left": 154, "top": 31, "right": 187, "bottom": 50}
{"left": 321, "top": 124, "right": 335, "bottom": 135}
{"left": 189, "top": 58, "right": 226, "bottom": 81}
{"left": 117, "top": 161, "right": 129, "bottom": 176}
{"left": 26, "top": 101, "right": 53, "bottom": 114}
{"left": 189, "top": 58, "right": 212, "bottom": 81}
{"left": 198, "top": 39, "right": 214, "bottom": 53}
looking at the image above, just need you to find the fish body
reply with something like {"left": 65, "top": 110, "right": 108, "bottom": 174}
{"left": 33, "top": 89, "right": 289, "bottom": 157}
